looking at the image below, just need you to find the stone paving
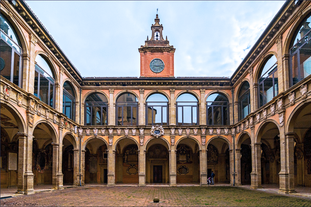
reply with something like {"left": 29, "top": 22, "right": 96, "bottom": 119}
{"left": 1, "top": 185, "right": 311, "bottom": 206}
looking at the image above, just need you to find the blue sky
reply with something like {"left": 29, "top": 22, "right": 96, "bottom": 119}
{"left": 26, "top": 1, "right": 284, "bottom": 78}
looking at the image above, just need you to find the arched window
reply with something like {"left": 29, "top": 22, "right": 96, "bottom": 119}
{"left": 239, "top": 81, "right": 250, "bottom": 120}
{"left": 146, "top": 93, "right": 168, "bottom": 125}
{"left": 289, "top": 14, "right": 311, "bottom": 86}
{"left": 0, "top": 14, "right": 23, "bottom": 87}
{"left": 155, "top": 31, "right": 160, "bottom": 40}
{"left": 63, "top": 81, "right": 75, "bottom": 120}
{"left": 116, "top": 93, "right": 138, "bottom": 126}
{"left": 258, "top": 55, "right": 278, "bottom": 107}
{"left": 34, "top": 55, "right": 55, "bottom": 107}
{"left": 176, "top": 93, "right": 198, "bottom": 125}
{"left": 206, "top": 93, "right": 229, "bottom": 125}
{"left": 85, "top": 93, "right": 108, "bottom": 126}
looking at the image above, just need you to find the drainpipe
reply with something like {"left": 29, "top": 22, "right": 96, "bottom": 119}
{"left": 232, "top": 88, "right": 236, "bottom": 186}
{"left": 79, "top": 88, "right": 82, "bottom": 186}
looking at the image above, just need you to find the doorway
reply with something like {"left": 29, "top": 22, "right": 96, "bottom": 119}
{"left": 153, "top": 165, "right": 162, "bottom": 183}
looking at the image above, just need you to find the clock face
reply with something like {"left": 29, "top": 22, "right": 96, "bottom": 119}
{"left": 150, "top": 58, "right": 165, "bottom": 73}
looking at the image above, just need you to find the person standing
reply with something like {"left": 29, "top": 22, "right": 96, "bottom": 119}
{"left": 211, "top": 171, "right": 215, "bottom": 185}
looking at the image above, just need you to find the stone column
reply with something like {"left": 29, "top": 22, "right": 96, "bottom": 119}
{"left": 169, "top": 146, "right": 177, "bottom": 186}
{"left": 24, "top": 133, "right": 34, "bottom": 194}
{"left": 139, "top": 89, "right": 145, "bottom": 125}
{"left": 200, "top": 89, "right": 206, "bottom": 125}
{"left": 108, "top": 89, "right": 115, "bottom": 125}
{"left": 234, "top": 101, "right": 239, "bottom": 123}
{"left": 169, "top": 89, "right": 176, "bottom": 125}
{"left": 235, "top": 148, "right": 241, "bottom": 186}
{"left": 107, "top": 145, "right": 115, "bottom": 187}
{"left": 116, "top": 154, "right": 123, "bottom": 183}
{"left": 251, "top": 143, "right": 261, "bottom": 189}
{"left": 276, "top": 35, "right": 285, "bottom": 93}
{"left": 22, "top": 54, "right": 30, "bottom": 90}
{"left": 229, "top": 149, "right": 235, "bottom": 186}
{"left": 279, "top": 132, "right": 296, "bottom": 193}
{"left": 57, "top": 130, "right": 63, "bottom": 189}
{"left": 52, "top": 143, "right": 61, "bottom": 189}
{"left": 138, "top": 143, "right": 146, "bottom": 186}
{"left": 200, "top": 148, "right": 207, "bottom": 185}
{"left": 73, "top": 149, "right": 79, "bottom": 185}
{"left": 253, "top": 83, "right": 258, "bottom": 110}
{"left": 81, "top": 150, "right": 86, "bottom": 185}
{"left": 27, "top": 34, "right": 37, "bottom": 93}
{"left": 16, "top": 133, "right": 27, "bottom": 194}
{"left": 249, "top": 68, "right": 254, "bottom": 113}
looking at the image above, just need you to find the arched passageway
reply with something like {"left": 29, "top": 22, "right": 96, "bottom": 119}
{"left": 207, "top": 138, "right": 230, "bottom": 184}
{"left": 237, "top": 133, "right": 252, "bottom": 185}
{"left": 84, "top": 138, "right": 108, "bottom": 184}
{"left": 62, "top": 134, "right": 76, "bottom": 185}
{"left": 146, "top": 139, "right": 169, "bottom": 184}
{"left": 176, "top": 138, "right": 200, "bottom": 184}
{"left": 115, "top": 138, "right": 138, "bottom": 184}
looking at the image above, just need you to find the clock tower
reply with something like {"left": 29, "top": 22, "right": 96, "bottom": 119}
{"left": 139, "top": 14, "right": 175, "bottom": 77}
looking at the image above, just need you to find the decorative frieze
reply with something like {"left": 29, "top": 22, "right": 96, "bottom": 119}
{"left": 279, "top": 112, "right": 284, "bottom": 127}
{"left": 170, "top": 128, "right": 175, "bottom": 135}
{"left": 201, "top": 136, "right": 206, "bottom": 146}
{"left": 117, "top": 128, "right": 121, "bottom": 135}
{"left": 59, "top": 117, "right": 64, "bottom": 128}
{"left": 186, "top": 128, "right": 190, "bottom": 136}
{"left": 270, "top": 104, "right": 275, "bottom": 116}
{"left": 3, "top": 85, "right": 10, "bottom": 100}
{"left": 262, "top": 109, "right": 267, "bottom": 119}
{"left": 224, "top": 128, "right": 229, "bottom": 135}
{"left": 216, "top": 128, "right": 221, "bottom": 135}
{"left": 170, "top": 136, "right": 175, "bottom": 146}
{"left": 256, "top": 113, "right": 260, "bottom": 123}
{"left": 28, "top": 113, "right": 34, "bottom": 128}
{"left": 201, "top": 128, "right": 206, "bottom": 136}
{"left": 178, "top": 128, "right": 183, "bottom": 136}
{"left": 74, "top": 126, "right": 77, "bottom": 134}
{"left": 139, "top": 136, "right": 144, "bottom": 146}
{"left": 124, "top": 128, "right": 129, "bottom": 136}
{"left": 16, "top": 93, "right": 23, "bottom": 106}
{"left": 78, "top": 128, "right": 83, "bottom": 136}
{"left": 85, "top": 128, "right": 90, "bottom": 136}
{"left": 93, "top": 128, "right": 98, "bottom": 136}
{"left": 193, "top": 128, "right": 198, "bottom": 135}
{"left": 53, "top": 114, "right": 57, "bottom": 124}
{"left": 139, "top": 128, "right": 144, "bottom": 135}
{"left": 300, "top": 84, "right": 307, "bottom": 99}
{"left": 249, "top": 116, "right": 253, "bottom": 126}
{"left": 245, "top": 120, "right": 249, "bottom": 129}
{"left": 231, "top": 128, "right": 235, "bottom": 135}
{"left": 288, "top": 92, "right": 295, "bottom": 106}
{"left": 132, "top": 128, "right": 136, "bottom": 136}
{"left": 37, "top": 104, "right": 42, "bottom": 116}
{"left": 109, "top": 128, "right": 113, "bottom": 135}
{"left": 277, "top": 98, "right": 283, "bottom": 111}
{"left": 108, "top": 136, "right": 113, "bottom": 146}
{"left": 209, "top": 128, "right": 213, "bottom": 135}
{"left": 101, "top": 128, "right": 106, "bottom": 135}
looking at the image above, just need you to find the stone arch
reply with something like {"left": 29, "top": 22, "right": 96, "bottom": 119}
{"left": 205, "top": 90, "right": 231, "bottom": 104}
{"left": 144, "top": 137, "right": 170, "bottom": 151}
{"left": 236, "top": 131, "right": 251, "bottom": 149}
{"left": 254, "top": 51, "right": 278, "bottom": 83}
{"left": 62, "top": 78, "right": 79, "bottom": 102}
{"left": 175, "top": 90, "right": 200, "bottom": 103}
{"left": 0, "top": 100, "right": 26, "bottom": 134}
{"left": 234, "top": 78, "right": 250, "bottom": 101}
{"left": 255, "top": 119, "right": 280, "bottom": 144}
{"left": 82, "top": 90, "right": 109, "bottom": 103}
{"left": 34, "top": 51, "right": 59, "bottom": 82}
{"left": 32, "top": 120, "right": 58, "bottom": 144}
{"left": 175, "top": 136, "right": 201, "bottom": 152}
{"left": 82, "top": 136, "right": 108, "bottom": 150}
{"left": 113, "top": 136, "right": 139, "bottom": 152}
{"left": 283, "top": 7, "right": 311, "bottom": 55}
{"left": 114, "top": 90, "right": 139, "bottom": 103}
{"left": 286, "top": 98, "right": 311, "bottom": 135}
{"left": 0, "top": 8, "right": 29, "bottom": 53}
{"left": 144, "top": 90, "right": 170, "bottom": 104}
{"left": 62, "top": 132, "right": 78, "bottom": 149}
{"left": 206, "top": 136, "right": 231, "bottom": 151}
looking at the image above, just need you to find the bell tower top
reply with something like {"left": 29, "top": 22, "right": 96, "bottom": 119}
{"left": 139, "top": 12, "right": 175, "bottom": 77}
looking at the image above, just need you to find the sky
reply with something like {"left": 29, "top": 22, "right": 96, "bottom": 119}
{"left": 26, "top": 1, "right": 285, "bottom": 78}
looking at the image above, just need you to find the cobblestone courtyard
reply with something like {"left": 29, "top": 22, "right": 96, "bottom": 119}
{"left": 1, "top": 186, "right": 311, "bottom": 206}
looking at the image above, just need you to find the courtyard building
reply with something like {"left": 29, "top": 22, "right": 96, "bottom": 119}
{"left": 0, "top": 0, "right": 311, "bottom": 195}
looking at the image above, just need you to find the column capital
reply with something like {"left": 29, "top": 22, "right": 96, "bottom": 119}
{"left": 16, "top": 132, "right": 27, "bottom": 139}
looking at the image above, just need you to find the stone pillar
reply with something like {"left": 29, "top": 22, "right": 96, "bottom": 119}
{"left": 234, "top": 101, "right": 239, "bottom": 123}
{"left": 22, "top": 54, "right": 30, "bottom": 90}
{"left": 229, "top": 149, "right": 235, "bottom": 186}
{"left": 251, "top": 143, "right": 261, "bottom": 189}
{"left": 107, "top": 145, "right": 115, "bottom": 187}
{"left": 169, "top": 89, "right": 176, "bottom": 125}
{"left": 276, "top": 35, "right": 285, "bottom": 93}
{"left": 249, "top": 68, "right": 254, "bottom": 113}
{"left": 57, "top": 130, "right": 63, "bottom": 189}
{"left": 81, "top": 150, "right": 86, "bottom": 185}
{"left": 27, "top": 34, "right": 37, "bottom": 93}
{"left": 16, "top": 133, "right": 27, "bottom": 194}
{"left": 200, "top": 148, "right": 207, "bottom": 185}
{"left": 253, "top": 83, "right": 258, "bottom": 110}
{"left": 24, "top": 133, "right": 34, "bottom": 194}
{"left": 169, "top": 146, "right": 177, "bottom": 186}
{"left": 108, "top": 89, "right": 115, "bottom": 125}
{"left": 279, "top": 132, "right": 296, "bottom": 193}
{"left": 73, "top": 149, "right": 79, "bottom": 185}
{"left": 235, "top": 148, "right": 241, "bottom": 186}
{"left": 52, "top": 143, "right": 61, "bottom": 189}
{"left": 139, "top": 89, "right": 145, "bottom": 125}
{"left": 138, "top": 145, "right": 146, "bottom": 186}
{"left": 200, "top": 89, "right": 206, "bottom": 125}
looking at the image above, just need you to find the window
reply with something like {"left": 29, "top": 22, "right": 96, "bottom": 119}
{"left": 0, "top": 14, "right": 22, "bottom": 87}
{"left": 258, "top": 55, "right": 278, "bottom": 107}
{"left": 146, "top": 93, "right": 168, "bottom": 125}
{"left": 206, "top": 93, "right": 229, "bottom": 125}
{"left": 239, "top": 81, "right": 250, "bottom": 120}
{"left": 116, "top": 93, "right": 138, "bottom": 126}
{"left": 85, "top": 93, "right": 108, "bottom": 126}
{"left": 289, "top": 14, "right": 311, "bottom": 86}
{"left": 63, "top": 81, "right": 75, "bottom": 120}
{"left": 176, "top": 93, "right": 198, "bottom": 125}
{"left": 34, "top": 55, "right": 55, "bottom": 107}
{"left": 155, "top": 31, "right": 160, "bottom": 40}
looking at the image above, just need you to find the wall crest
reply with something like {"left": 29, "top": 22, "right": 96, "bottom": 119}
{"left": 150, "top": 125, "right": 164, "bottom": 138}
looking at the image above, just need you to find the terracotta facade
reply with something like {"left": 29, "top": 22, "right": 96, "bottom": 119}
{"left": 0, "top": 0, "right": 311, "bottom": 195}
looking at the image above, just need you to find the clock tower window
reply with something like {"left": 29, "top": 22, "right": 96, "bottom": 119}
{"left": 155, "top": 31, "right": 160, "bottom": 40}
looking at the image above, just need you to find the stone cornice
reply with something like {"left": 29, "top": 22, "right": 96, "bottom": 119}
{"left": 138, "top": 46, "right": 176, "bottom": 53}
